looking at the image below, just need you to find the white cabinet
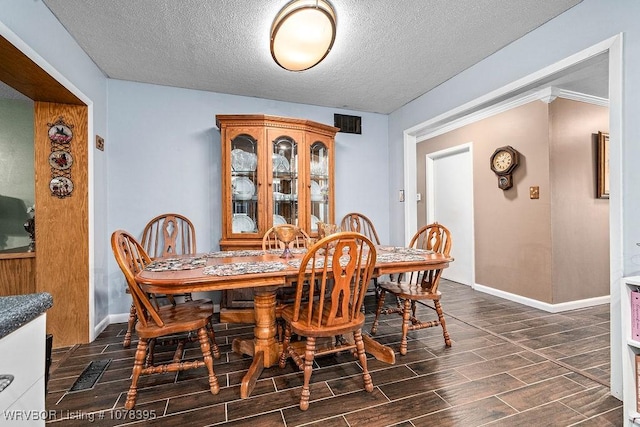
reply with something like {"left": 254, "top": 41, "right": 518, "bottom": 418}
{"left": 0, "top": 314, "right": 46, "bottom": 426}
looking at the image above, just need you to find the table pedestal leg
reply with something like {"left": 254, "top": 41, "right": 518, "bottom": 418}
{"left": 234, "top": 289, "right": 280, "bottom": 398}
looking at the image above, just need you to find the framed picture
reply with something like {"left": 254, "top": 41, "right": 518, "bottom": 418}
{"left": 597, "top": 131, "right": 610, "bottom": 199}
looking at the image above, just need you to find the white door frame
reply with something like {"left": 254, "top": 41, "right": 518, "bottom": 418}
{"left": 425, "top": 143, "right": 475, "bottom": 288}
{"left": 401, "top": 34, "right": 623, "bottom": 399}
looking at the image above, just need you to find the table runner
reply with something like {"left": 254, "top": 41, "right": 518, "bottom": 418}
{"left": 202, "top": 261, "right": 287, "bottom": 276}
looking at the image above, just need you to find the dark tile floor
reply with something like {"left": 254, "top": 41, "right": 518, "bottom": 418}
{"left": 45, "top": 280, "right": 621, "bottom": 426}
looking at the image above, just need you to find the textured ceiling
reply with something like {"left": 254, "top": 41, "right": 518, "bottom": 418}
{"left": 38, "top": 1, "right": 586, "bottom": 114}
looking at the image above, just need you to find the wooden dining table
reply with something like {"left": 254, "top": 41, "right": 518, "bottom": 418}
{"left": 135, "top": 246, "right": 452, "bottom": 399}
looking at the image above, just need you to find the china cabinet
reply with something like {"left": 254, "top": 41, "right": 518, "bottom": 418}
{"left": 216, "top": 114, "right": 338, "bottom": 250}
{"left": 216, "top": 114, "right": 338, "bottom": 319}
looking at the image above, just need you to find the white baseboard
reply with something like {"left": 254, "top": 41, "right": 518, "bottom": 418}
{"left": 473, "top": 284, "right": 610, "bottom": 313}
{"left": 93, "top": 315, "right": 111, "bottom": 338}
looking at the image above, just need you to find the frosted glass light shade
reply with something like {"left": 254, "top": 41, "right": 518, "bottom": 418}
{"left": 270, "top": 0, "right": 336, "bottom": 71}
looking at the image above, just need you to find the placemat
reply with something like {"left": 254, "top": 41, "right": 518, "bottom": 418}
{"left": 145, "top": 257, "right": 208, "bottom": 271}
{"left": 202, "top": 261, "right": 287, "bottom": 276}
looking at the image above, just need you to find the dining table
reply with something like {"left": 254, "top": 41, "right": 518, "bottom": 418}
{"left": 135, "top": 245, "right": 452, "bottom": 399}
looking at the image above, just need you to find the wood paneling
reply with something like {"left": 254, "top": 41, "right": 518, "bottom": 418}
{"left": 0, "top": 36, "right": 83, "bottom": 105}
{"left": 34, "top": 102, "right": 89, "bottom": 347}
{"left": 0, "top": 256, "right": 35, "bottom": 296}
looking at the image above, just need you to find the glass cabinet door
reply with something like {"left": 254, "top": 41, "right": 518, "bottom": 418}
{"left": 230, "top": 133, "right": 259, "bottom": 235}
{"left": 271, "top": 134, "right": 299, "bottom": 227}
{"left": 309, "top": 139, "right": 330, "bottom": 234}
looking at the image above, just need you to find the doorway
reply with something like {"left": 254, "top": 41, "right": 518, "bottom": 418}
{"left": 402, "top": 35, "right": 622, "bottom": 399}
{"left": 426, "top": 144, "right": 474, "bottom": 286}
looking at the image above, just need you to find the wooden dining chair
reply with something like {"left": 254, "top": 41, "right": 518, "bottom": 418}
{"left": 278, "top": 232, "right": 377, "bottom": 410}
{"left": 339, "top": 212, "right": 381, "bottom": 245}
{"left": 121, "top": 213, "right": 197, "bottom": 348}
{"left": 371, "top": 223, "right": 452, "bottom": 355}
{"left": 111, "top": 230, "right": 220, "bottom": 409}
{"left": 262, "top": 224, "right": 310, "bottom": 252}
{"left": 340, "top": 212, "right": 383, "bottom": 300}
{"left": 142, "top": 213, "right": 197, "bottom": 259}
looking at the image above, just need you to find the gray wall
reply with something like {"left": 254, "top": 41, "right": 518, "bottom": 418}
{"left": 0, "top": 98, "right": 33, "bottom": 250}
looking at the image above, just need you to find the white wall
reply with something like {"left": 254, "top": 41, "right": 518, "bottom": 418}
{"left": 106, "top": 80, "right": 389, "bottom": 314}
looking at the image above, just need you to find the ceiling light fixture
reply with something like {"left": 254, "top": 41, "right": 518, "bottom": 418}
{"left": 270, "top": 0, "right": 337, "bottom": 72}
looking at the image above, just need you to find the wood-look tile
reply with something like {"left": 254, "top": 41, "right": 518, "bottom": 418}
{"left": 563, "top": 372, "right": 602, "bottom": 389}
{"left": 435, "top": 373, "right": 525, "bottom": 407}
{"left": 558, "top": 347, "right": 610, "bottom": 371}
{"left": 273, "top": 359, "right": 374, "bottom": 391}
{"left": 570, "top": 407, "right": 623, "bottom": 426}
{"left": 541, "top": 333, "right": 610, "bottom": 358}
{"left": 516, "top": 350, "right": 548, "bottom": 363}
{"left": 470, "top": 342, "right": 527, "bottom": 360}
{"left": 212, "top": 410, "right": 286, "bottom": 426}
{"left": 584, "top": 365, "right": 611, "bottom": 384}
{"left": 501, "top": 324, "right": 569, "bottom": 342}
{"left": 379, "top": 369, "right": 469, "bottom": 401}
{"left": 44, "top": 281, "right": 618, "bottom": 426}
{"left": 481, "top": 401, "right": 586, "bottom": 426}
{"left": 282, "top": 388, "right": 390, "bottom": 426}
{"left": 228, "top": 383, "right": 333, "bottom": 420}
{"left": 327, "top": 365, "right": 416, "bottom": 395}
{"left": 46, "top": 400, "right": 167, "bottom": 426}
{"left": 519, "top": 327, "right": 599, "bottom": 350}
{"left": 559, "top": 386, "right": 623, "bottom": 418}
{"left": 128, "top": 404, "right": 227, "bottom": 427}
{"left": 453, "top": 354, "right": 534, "bottom": 381}
{"left": 300, "top": 415, "right": 350, "bottom": 426}
{"left": 497, "top": 375, "right": 586, "bottom": 412}
{"left": 410, "top": 396, "right": 516, "bottom": 426}
{"left": 342, "top": 391, "right": 449, "bottom": 427}
{"left": 444, "top": 335, "right": 503, "bottom": 353}
{"left": 506, "top": 360, "right": 571, "bottom": 384}
{"left": 407, "top": 351, "right": 486, "bottom": 376}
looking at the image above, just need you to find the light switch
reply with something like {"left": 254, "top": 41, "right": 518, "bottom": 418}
{"left": 529, "top": 186, "right": 539, "bottom": 199}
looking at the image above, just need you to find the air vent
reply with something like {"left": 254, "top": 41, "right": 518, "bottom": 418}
{"left": 334, "top": 114, "right": 362, "bottom": 134}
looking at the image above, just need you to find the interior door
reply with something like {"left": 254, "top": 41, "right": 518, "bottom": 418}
{"left": 427, "top": 145, "right": 474, "bottom": 286}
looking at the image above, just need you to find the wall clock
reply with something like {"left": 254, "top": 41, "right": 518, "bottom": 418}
{"left": 490, "top": 145, "right": 519, "bottom": 190}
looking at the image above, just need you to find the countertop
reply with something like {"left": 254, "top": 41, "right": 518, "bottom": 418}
{"left": 0, "top": 292, "right": 53, "bottom": 339}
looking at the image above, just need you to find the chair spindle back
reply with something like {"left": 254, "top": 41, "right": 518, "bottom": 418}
{"left": 111, "top": 230, "right": 164, "bottom": 328}
{"left": 293, "top": 232, "right": 376, "bottom": 327}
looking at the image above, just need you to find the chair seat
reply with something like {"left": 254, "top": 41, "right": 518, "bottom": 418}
{"left": 377, "top": 280, "right": 441, "bottom": 301}
{"left": 135, "top": 301, "right": 213, "bottom": 339}
{"left": 280, "top": 302, "right": 365, "bottom": 338}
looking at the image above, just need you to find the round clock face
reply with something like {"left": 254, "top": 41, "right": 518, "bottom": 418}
{"left": 492, "top": 151, "right": 513, "bottom": 172}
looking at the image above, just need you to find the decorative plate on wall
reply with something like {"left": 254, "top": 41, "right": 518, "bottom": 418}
{"left": 48, "top": 150, "right": 73, "bottom": 170}
{"left": 48, "top": 124, "right": 73, "bottom": 144}
{"left": 49, "top": 177, "right": 74, "bottom": 198}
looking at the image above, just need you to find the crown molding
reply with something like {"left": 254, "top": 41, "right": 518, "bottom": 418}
{"left": 416, "top": 86, "right": 609, "bottom": 142}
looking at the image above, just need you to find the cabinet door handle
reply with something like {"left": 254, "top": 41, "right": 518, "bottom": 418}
{"left": 0, "top": 375, "right": 14, "bottom": 393}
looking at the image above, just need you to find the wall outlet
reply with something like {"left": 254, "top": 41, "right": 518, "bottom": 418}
{"left": 529, "top": 186, "right": 539, "bottom": 199}
{"left": 416, "top": 193, "right": 422, "bottom": 201}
